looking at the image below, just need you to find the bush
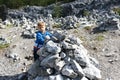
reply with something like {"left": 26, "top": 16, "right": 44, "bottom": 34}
{"left": 83, "top": 10, "right": 90, "bottom": 16}
{"left": 0, "top": 43, "right": 9, "bottom": 49}
{"left": 95, "top": 35, "right": 104, "bottom": 41}
{"left": 52, "top": 23, "right": 62, "bottom": 28}
{"left": 113, "top": 8, "right": 120, "bottom": 15}
{"left": 84, "top": 26, "right": 92, "bottom": 31}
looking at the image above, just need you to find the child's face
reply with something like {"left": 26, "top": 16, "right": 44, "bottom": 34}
{"left": 38, "top": 25, "right": 46, "bottom": 32}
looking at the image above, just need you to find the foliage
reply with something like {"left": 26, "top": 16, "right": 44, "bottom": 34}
{"left": 52, "top": 4, "right": 62, "bottom": 18}
{"left": 52, "top": 23, "right": 62, "bottom": 28}
{"left": 83, "top": 10, "right": 90, "bottom": 16}
{"left": 0, "top": 43, "right": 9, "bottom": 49}
{"left": 73, "top": 29, "right": 79, "bottom": 33}
{"left": 0, "top": 0, "right": 75, "bottom": 9}
{"left": 95, "top": 35, "right": 104, "bottom": 41}
{"left": 84, "top": 26, "right": 92, "bottom": 31}
{"left": 113, "top": 8, "right": 120, "bottom": 15}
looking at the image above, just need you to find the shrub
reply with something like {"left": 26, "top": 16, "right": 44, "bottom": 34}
{"left": 73, "top": 29, "right": 79, "bottom": 33}
{"left": 0, "top": 43, "right": 9, "bottom": 49}
{"left": 52, "top": 23, "right": 62, "bottom": 28}
{"left": 83, "top": 10, "right": 90, "bottom": 16}
{"left": 113, "top": 8, "right": 120, "bottom": 15}
{"left": 95, "top": 35, "right": 104, "bottom": 41}
{"left": 84, "top": 26, "right": 92, "bottom": 31}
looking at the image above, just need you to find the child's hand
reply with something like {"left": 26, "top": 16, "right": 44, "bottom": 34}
{"left": 45, "top": 35, "right": 50, "bottom": 40}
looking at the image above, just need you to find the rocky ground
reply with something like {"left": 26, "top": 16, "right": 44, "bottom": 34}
{"left": 0, "top": 0, "right": 120, "bottom": 80}
{"left": 0, "top": 25, "right": 120, "bottom": 80}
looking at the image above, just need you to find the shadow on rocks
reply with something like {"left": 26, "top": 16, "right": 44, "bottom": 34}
{"left": 0, "top": 72, "right": 28, "bottom": 80}
{"left": 91, "top": 27, "right": 106, "bottom": 34}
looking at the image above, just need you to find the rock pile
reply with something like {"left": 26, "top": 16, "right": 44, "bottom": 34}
{"left": 98, "top": 18, "right": 120, "bottom": 31}
{"left": 27, "top": 31, "right": 101, "bottom": 80}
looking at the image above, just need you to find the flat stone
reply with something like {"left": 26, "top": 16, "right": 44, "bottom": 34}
{"left": 62, "top": 64, "right": 78, "bottom": 78}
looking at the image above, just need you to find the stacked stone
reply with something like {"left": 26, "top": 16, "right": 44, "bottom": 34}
{"left": 98, "top": 18, "right": 120, "bottom": 31}
{"left": 28, "top": 31, "right": 101, "bottom": 80}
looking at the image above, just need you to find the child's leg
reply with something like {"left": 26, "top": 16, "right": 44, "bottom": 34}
{"left": 33, "top": 47, "right": 39, "bottom": 61}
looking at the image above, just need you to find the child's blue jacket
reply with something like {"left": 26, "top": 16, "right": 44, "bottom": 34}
{"left": 34, "top": 31, "right": 52, "bottom": 48}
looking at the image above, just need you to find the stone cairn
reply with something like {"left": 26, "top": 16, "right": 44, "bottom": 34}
{"left": 27, "top": 31, "right": 101, "bottom": 80}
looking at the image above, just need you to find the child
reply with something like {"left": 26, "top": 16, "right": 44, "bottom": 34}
{"left": 33, "top": 21, "right": 52, "bottom": 61}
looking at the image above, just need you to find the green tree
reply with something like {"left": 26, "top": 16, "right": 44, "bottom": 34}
{"left": 52, "top": 4, "right": 62, "bottom": 18}
{"left": 5, "top": 0, "right": 24, "bottom": 8}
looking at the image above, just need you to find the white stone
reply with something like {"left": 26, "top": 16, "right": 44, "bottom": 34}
{"left": 83, "top": 64, "right": 102, "bottom": 80}
{"left": 45, "top": 40, "right": 61, "bottom": 54}
{"left": 49, "top": 74, "right": 63, "bottom": 80}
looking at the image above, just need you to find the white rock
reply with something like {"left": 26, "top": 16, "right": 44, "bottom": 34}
{"left": 49, "top": 74, "right": 63, "bottom": 80}
{"left": 62, "top": 65, "right": 78, "bottom": 78}
{"left": 74, "top": 44, "right": 90, "bottom": 67}
{"left": 54, "top": 60, "right": 65, "bottom": 71}
{"left": 71, "top": 60, "right": 84, "bottom": 77}
{"left": 45, "top": 40, "right": 61, "bottom": 54}
{"left": 83, "top": 64, "right": 102, "bottom": 80}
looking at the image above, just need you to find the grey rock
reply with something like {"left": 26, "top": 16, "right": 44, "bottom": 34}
{"left": 81, "top": 77, "right": 88, "bottom": 80}
{"left": 0, "top": 37, "right": 10, "bottom": 44}
{"left": 34, "top": 76, "right": 48, "bottom": 80}
{"left": 89, "top": 57, "right": 99, "bottom": 68}
{"left": 72, "top": 76, "right": 88, "bottom": 80}
{"left": 6, "top": 53, "right": 20, "bottom": 61}
{"left": 64, "top": 57, "right": 71, "bottom": 63}
{"left": 40, "top": 54, "right": 61, "bottom": 68}
{"left": 54, "top": 60, "right": 65, "bottom": 71}
{"left": 74, "top": 45, "right": 91, "bottom": 67}
{"left": 62, "top": 64, "right": 78, "bottom": 78}
{"left": 37, "top": 47, "right": 50, "bottom": 61}
{"left": 21, "top": 30, "right": 35, "bottom": 39}
{"left": 71, "top": 60, "right": 84, "bottom": 78}
{"left": 99, "top": 18, "right": 120, "bottom": 31}
{"left": 45, "top": 40, "right": 61, "bottom": 54}
{"left": 83, "top": 64, "right": 102, "bottom": 80}
{"left": 68, "top": 35, "right": 83, "bottom": 45}
{"left": 52, "top": 30, "right": 66, "bottom": 42}
{"left": 28, "top": 60, "right": 53, "bottom": 77}
{"left": 0, "top": 23, "right": 6, "bottom": 29}
{"left": 28, "top": 60, "right": 41, "bottom": 77}
{"left": 60, "top": 52, "right": 66, "bottom": 59}
{"left": 62, "top": 41, "right": 78, "bottom": 50}
{"left": 104, "top": 53, "right": 115, "bottom": 57}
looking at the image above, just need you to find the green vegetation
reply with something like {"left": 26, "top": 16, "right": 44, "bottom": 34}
{"left": 52, "top": 23, "right": 62, "bottom": 28}
{"left": 52, "top": 4, "right": 62, "bottom": 18}
{"left": 113, "top": 8, "right": 120, "bottom": 15}
{"left": 95, "top": 35, "right": 104, "bottom": 41}
{"left": 76, "top": 23, "right": 80, "bottom": 27}
{"left": 84, "top": 26, "right": 92, "bottom": 31}
{"left": 0, "top": 43, "right": 9, "bottom": 49}
{"left": 73, "top": 29, "right": 79, "bottom": 33}
{"left": 79, "top": 36, "right": 86, "bottom": 41}
{"left": 6, "top": 24, "right": 13, "bottom": 28}
{"left": 83, "top": 10, "right": 90, "bottom": 16}
{"left": 0, "top": 0, "right": 75, "bottom": 9}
